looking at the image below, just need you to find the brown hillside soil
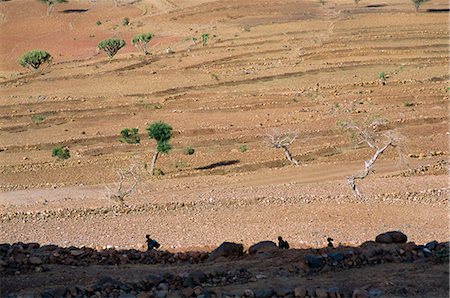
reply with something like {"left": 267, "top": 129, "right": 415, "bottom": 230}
{"left": 0, "top": 0, "right": 448, "bottom": 295}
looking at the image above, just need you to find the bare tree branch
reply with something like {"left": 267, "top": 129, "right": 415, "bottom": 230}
{"left": 339, "top": 118, "right": 401, "bottom": 198}
{"left": 105, "top": 163, "right": 139, "bottom": 205}
{"left": 266, "top": 130, "right": 299, "bottom": 166}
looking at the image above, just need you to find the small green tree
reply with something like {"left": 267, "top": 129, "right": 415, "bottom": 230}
{"left": 146, "top": 121, "right": 173, "bottom": 176}
{"left": 131, "top": 33, "right": 153, "bottom": 55}
{"left": 37, "top": 0, "right": 68, "bottom": 16}
{"left": 120, "top": 128, "right": 140, "bottom": 144}
{"left": 97, "top": 38, "right": 125, "bottom": 61}
{"left": 52, "top": 146, "right": 70, "bottom": 160}
{"left": 183, "top": 146, "right": 195, "bottom": 155}
{"left": 201, "top": 33, "right": 209, "bottom": 46}
{"left": 411, "top": 0, "right": 429, "bottom": 12}
{"left": 19, "top": 50, "right": 52, "bottom": 70}
{"left": 379, "top": 71, "right": 386, "bottom": 85}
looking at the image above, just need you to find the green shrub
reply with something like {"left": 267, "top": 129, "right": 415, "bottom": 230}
{"left": 131, "top": 33, "right": 153, "bottom": 55}
{"left": 403, "top": 101, "right": 414, "bottom": 107}
{"left": 31, "top": 115, "right": 46, "bottom": 123}
{"left": 97, "top": 38, "right": 125, "bottom": 60}
{"left": 201, "top": 33, "right": 209, "bottom": 46}
{"left": 239, "top": 144, "right": 248, "bottom": 153}
{"left": 120, "top": 128, "right": 140, "bottom": 144}
{"left": 153, "top": 168, "right": 164, "bottom": 176}
{"left": 184, "top": 147, "right": 195, "bottom": 155}
{"left": 96, "top": 20, "right": 102, "bottom": 26}
{"left": 52, "top": 146, "right": 70, "bottom": 160}
{"left": 122, "top": 17, "right": 130, "bottom": 26}
{"left": 19, "top": 50, "right": 52, "bottom": 70}
{"left": 379, "top": 71, "right": 386, "bottom": 85}
{"left": 412, "top": 0, "right": 429, "bottom": 12}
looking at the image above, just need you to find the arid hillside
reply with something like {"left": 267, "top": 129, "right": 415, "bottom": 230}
{"left": 0, "top": 1, "right": 449, "bottom": 295}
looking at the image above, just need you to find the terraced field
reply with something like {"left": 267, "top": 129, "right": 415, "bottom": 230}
{"left": 0, "top": 0, "right": 448, "bottom": 295}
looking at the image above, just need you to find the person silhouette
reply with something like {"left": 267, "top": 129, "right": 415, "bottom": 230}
{"left": 146, "top": 235, "right": 160, "bottom": 251}
{"left": 327, "top": 237, "right": 334, "bottom": 248}
{"left": 278, "top": 236, "right": 289, "bottom": 249}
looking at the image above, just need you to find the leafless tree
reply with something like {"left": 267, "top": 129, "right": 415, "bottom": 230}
{"left": 339, "top": 118, "right": 401, "bottom": 198}
{"left": 105, "top": 163, "right": 139, "bottom": 205}
{"left": 267, "top": 130, "right": 300, "bottom": 166}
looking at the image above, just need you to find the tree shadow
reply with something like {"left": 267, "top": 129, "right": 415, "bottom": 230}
{"left": 61, "top": 9, "right": 89, "bottom": 13}
{"left": 195, "top": 160, "right": 239, "bottom": 170}
{"left": 426, "top": 8, "right": 449, "bottom": 13}
{"left": 366, "top": 4, "right": 387, "bottom": 8}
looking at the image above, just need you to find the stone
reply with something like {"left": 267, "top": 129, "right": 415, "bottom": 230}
{"left": 208, "top": 242, "right": 244, "bottom": 261}
{"left": 304, "top": 255, "right": 323, "bottom": 269}
{"left": 315, "top": 288, "right": 328, "bottom": 298}
{"left": 352, "top": 289, "right": 368, "bottom": 298}
{"left": 275, "top": 287, "right": 292, "bottom": 296}
{"left": 328, "top": 252, "right": 344, "bottom": 262}
{"left": 181, "top": 287, "right": 194, "bottom": 297}
{"left": 190, "top": 269, "right": 207, "bottom": 284}
{"left": 294, "top": 287, "right": 306, "bottom": 297}
{"left": 248, "top": 241, "right": 277, "bottom": 255}
{"left": 242, "top": 289, "right": 255, "bottom": 297}
{"left": 28, "top": 256, "right": 43, "bottom": 265}
{"left": 375, "top": 231, "right": 407, "bottom": 244}
{"left": 70, "top": 249, "right": 84, "bottom": 256}
{"left": 254, "top": 288, "right": 274, "bottom": 298}
{"left": 425, "top": 240, "right": 438, "bottom": 250}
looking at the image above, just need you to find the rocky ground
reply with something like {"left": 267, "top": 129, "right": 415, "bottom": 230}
{"left": 1, "top": 231, "right": 449, "bottom": 297}
{"left": 0, "top": 0, "right": 449, "bottom": 296}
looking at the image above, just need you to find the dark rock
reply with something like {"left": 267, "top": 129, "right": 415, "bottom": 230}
{"left": 208, "top": 242, "right": 243, "bottom": 261}
{"left": 190, "top": 269, "right": 207, "bottom": 284}
{"left": 293, "top": 287, "right": 306, "bottom": 297}
{"left": 248, "top": 241, "right": 277, "bottom": 255}
{"left": 28, "top": 256, "right": 43, "bottom": 265}
{"left": 304, "top": 255, "right": 323, "bottom": 269}
{"left": 328, "top": 252, "right": 344, "bottom": 262}
{"left": 254, "top": 288, "right": 274, "bottom": 298}
{"left": 352, "top": 288, "right": 369, "bottom": 298}
{"left": 425, "top": 240, "right": 438, "bottom": 250}
{"left": 375, "top": 231, "right": 407, "bottom": 244}
{"left": 275, "top": 287, "right": 292, "bottom": 296}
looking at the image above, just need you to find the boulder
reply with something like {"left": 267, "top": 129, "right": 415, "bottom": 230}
{"left": 28, "top": 256, "right": 43, "bottom": 265}
{"left": 248, "top": 241, "right": 277, "bottom": 255}
{"left": 375, "top": 231, "right": 407, "bottom": 244}
{"left": 207, "top": 242, "right": 243, "bottom": 261}
{"left": 304, "top": 255, "right": 323, "bottom": 269}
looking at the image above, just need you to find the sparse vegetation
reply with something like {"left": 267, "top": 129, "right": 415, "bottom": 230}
{"left": 97, "top": 38, "right": 125, "bottom": 61}
{"left": 338, "top": 117, "right": 402, "bottom": 198}
{"left": 411, "top": 0, "right": 429, "bottom": 12}
{"left": 183, "top": 147, "right": 195, "bottom": 155}
{"left": 131, "top": 33, "right": 153, "bottom": 55}
{"left": 122, "top": 17, "right": 130, "bottom": 26}
{"left": 120, "top": 128, "right": 140, "bottom": 144}
{"left": 37, "top": 0, "right": 67, "bottom": 16}
{"left": 201, "top": 33, "right": 209, "bottom": 46}
{"left": 403, "top": 101, "right": 414, "bottom": 107}
{"left": 146, "top": 121, "right": 173, "bottom": 176}
{"left": 238, "top": 144, "right": 248, "bottom": 153}
{"left": 31, "top": 115, "right": 46, "bottom": 123}
{"left": 96, "top": 20, "right": 102, "bottom": 26}
{"left": 354, "top": 0, "right": 361, "bottom": 5}
{"left": 379, "top": 71, "right": 386, "bottom": 85}
{"left": 267, "top": 131, "right": 299, "bottom": 166}
{"left": 52, "top": 146, "right": 70, "bottom": 160}
{"left": 105, "top": 163, "right": 139, "bottom": 205}
{"left": 19, "top": 50, "right": 52, "bottom": 70}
